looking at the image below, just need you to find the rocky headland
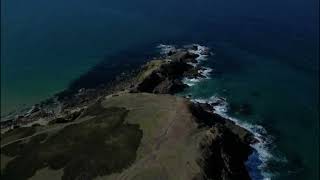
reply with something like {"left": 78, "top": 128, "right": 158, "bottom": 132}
{"left": 1, "top": 45, "right": 256, "bottom": 180}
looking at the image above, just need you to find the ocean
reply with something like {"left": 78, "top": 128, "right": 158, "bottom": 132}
{"left": 1, "top": 0, "right": 318, "bottom": 179}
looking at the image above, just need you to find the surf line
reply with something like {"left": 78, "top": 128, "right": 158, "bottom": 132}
{"left": 158, "top": 43, "right": 277, "bottom": 180}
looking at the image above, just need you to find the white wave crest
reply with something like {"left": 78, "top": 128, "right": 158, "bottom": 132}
{"left": 156, "top": 43, "right": 279, "bottom": 180}
{"left": 188, "top": 44, "right": 210, "bottom": 63}
{"left": 182, "top": 78, "right": 201, "bottom": 86}
{"left": 157, "top": 44, "right": 176, "bottom": 55}
{"left": 199, "top": 67, "right": 213, "bottom": 78}
{"left": 191, "top": 95, "right": 276, "bottom": 180}
{"left": 183, "top": 44, "right": 213, "bottom": 86}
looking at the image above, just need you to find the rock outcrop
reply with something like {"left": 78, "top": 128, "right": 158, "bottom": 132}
{"left": 133, "top": 50, "right": 203, "bottom": 94}
{"left": 1, "top": 45, "right": 255, "bottom": 180}
{"left": 190, "top": 102, "right": 255, "bottom": 180}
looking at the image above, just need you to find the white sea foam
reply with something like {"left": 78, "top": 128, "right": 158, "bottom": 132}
{"left": 158, "top": 43, "right": 213, "bottom": 87}
{"left": 191, "top": 95, "right": 278, "bottom": 180}
{"left": 157, "top": 43, "right": 278, "bottom": 180}
{"left": 199, "top": 67, "right": 213, "bottom": 78}
{"left": 187, "top": 62, "right": 197, "bottom": 67}
{"left": 182, "top": 78, "right": 201, "bottom": 86}
{"left": 188, "top": 44, "right": 210, "bottom": 63}
{"left": 157, "top": 44, "right": 176, "bottom": 55}
{"left": 157, "top": 44, "right": 212, "bottom": 87}
{"left": 183, "top": 44, "right": 213, "bottom": 86}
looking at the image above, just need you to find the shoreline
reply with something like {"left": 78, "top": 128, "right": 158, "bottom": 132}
{"left": 158, "top": 44, "right": 274, "bottom": 180}
{"left": 1, "top": 44, "right": 266, "bottom": 180}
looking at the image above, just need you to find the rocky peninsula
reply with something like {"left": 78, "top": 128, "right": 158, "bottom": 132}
{"left": 1, "top": 45, "right": 257, "bottom": 180}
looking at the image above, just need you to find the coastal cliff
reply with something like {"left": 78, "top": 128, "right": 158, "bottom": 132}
{"left": 1, "top": 45, "right": 255, "bottom": 180}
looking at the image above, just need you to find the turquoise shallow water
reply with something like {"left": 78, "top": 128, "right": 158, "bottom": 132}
{"left": 1, "top": 0, "right": 318, "bottom": 179}
{"left": 1, "top": 0, "right": 186, "bottom": 114}
{"left": 2, "top": 0, "right": 317, "bottom": 115}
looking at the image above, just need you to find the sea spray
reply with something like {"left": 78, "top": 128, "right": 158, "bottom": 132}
{"left": 157, "top": 44, "right": 176, "bottom": 55}
{"left": 158, "top": 44, "right": 213, "bottom": 86}
{"left": 158, "top": 43, "right": 279, "bottom": 180}
{"left": 191, "top": 95, "right": 276, "bottom": 180}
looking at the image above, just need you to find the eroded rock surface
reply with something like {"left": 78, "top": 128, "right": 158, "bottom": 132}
{"left": 1, "top": 46, "right": 254, "bottom": 180}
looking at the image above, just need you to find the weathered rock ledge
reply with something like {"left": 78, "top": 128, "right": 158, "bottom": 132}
{"left": 1, "top": 45, "right": 255, "bottom": 180}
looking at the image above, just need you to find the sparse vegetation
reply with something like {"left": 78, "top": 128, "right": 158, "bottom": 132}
{"left": 0, "top": 47, "right": 254, "bottom": 180}
{"left": 1, "top": 104, "right": 142, "bottom": 180}
{"left": 137, "top": 60, "right": 166, "bottom": 82}
{"left": 1, "top": 127, "right": 37, "bottom": 146}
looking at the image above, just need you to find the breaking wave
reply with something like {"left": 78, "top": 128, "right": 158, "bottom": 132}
{"left": 191, "top": 95, "right": 278, "bottom": 180}
{"left": 158, "top": 44, "right": 213, "bottom": 86}
{"left": 158, "top": 43, "right": 283, "bottom": 180}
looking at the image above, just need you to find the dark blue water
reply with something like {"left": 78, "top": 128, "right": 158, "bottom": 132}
{"left": 1, "top": 0, "right": 318, "bottom": 179}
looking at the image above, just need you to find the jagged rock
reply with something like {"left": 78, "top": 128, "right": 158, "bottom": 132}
{"left": 199, "top": 124, "right": 252, "bottom": 180}
{"left": 167, "top": 50, "right": 175, "bottom": 56}
{"left": 189, "top": 101, "right": 254, "bottom": 180}
{"left": 65, "top": 110, "right": 82, "bottom": 121}
{"left": 153, "top": 78, "right": 188, "bottom": 94}
{"left": 184, "top": 67, "right": 205, "bottom": 79}
{"left": 160, "top": 61, "right": 193, "bottom": 78}
{"left": 209, "top": 98, "right": 225, "bottom": 107}
{"left": 190, "top": 102, "right": 257, "bottom": 145}
{"left": 136, "top": 71, "right": 165, "bottom": 92}
{"left": 31, "top": 123, "right": 41, "bottom": 127}
{"left": 190, "top": 102, "right": 225, "bottom": 126}
{"left": 169, "top": 51, "right": 199, "bottom": 63}
{"left": 25, "top": 105, "right": 40, "bottom": 116}
{"left": 135, "top": 59, "right": 193, "bottom": 94}
{"left": 1, "top": 46, "right": 256, "bottom": 180}
{"left": 0, "top": 119, "right": 14, "bottom": 128}
{"left": 49, "top": 117, "right": 69, "bottom": 124}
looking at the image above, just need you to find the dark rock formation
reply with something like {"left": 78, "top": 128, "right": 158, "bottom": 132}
{"left": 49, "top": 117, "right": 69, "bottom": 124}
{"left": 199, "top": 124, "right": 253, "bottom": 180}
{"left": 153, "top": 78, "right": 188, "bottom": 94}
{"left": 136, "top": 71, "right": 165, "bottom": 93}
{"left": 190, "top": 102, "right": 256, "bottom": 180}
{"left": 169, "top": 51, "right": 199, "bottom": 63}
{"left": 1, "top": 45, "right": 256, "bottom": 180}
{"left": 184, "top": 67, "right": 205, "bottom": 79}
{"left": 134, "top": 51, "right": 199, "bottom": 94}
